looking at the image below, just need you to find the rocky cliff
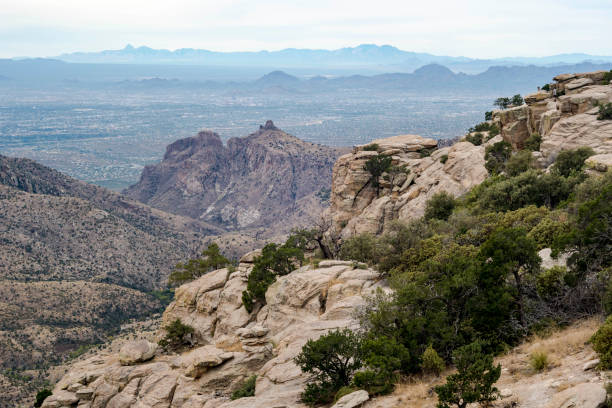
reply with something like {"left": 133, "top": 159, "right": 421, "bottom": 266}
{"left": 493, "top": 70, "right": 612, "bottom": 166}
{"left": 124, "top": 121, "right": 348, "bottom": 232}
{"left": 328, "top": 70, "right": 612, "bottom": 238}
{"left": 328, "top": 134, "right": 491, "bottom": 238}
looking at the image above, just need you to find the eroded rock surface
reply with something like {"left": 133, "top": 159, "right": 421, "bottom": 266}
{"left": 46, "top": 261, "right": 385, "bottom": 407}
{"left": 329, "top": 135, "right": 490, "bottom": 237}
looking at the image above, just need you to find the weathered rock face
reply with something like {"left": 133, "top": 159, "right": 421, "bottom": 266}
{"left": 124, "top": 122, "right": 348, "bottom": 232}
{"left": 492, "top": 71, "right": 612, "bottom": 159}
{"left": 46, "top": 261, "right": 385, "bottom": 408}
{"left": 329, "top": 135, "right": 490, "bottom": 238}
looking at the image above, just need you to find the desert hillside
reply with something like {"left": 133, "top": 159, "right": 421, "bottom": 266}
{"left": 40, "top": 70, "right": 612, "bottom": 408}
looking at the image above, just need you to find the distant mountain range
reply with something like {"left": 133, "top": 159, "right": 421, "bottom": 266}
{"left": 52, "top": 44, "right": 612, "bottom": 74}
{"left": 2, "top": 58, "right": 610, "bottom": 95}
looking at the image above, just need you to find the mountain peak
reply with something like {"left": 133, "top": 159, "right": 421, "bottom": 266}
{"left": 260, "top": 120, "right": 279, "bottom": 131}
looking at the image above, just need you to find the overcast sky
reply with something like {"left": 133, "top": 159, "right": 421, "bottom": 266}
{"left": 1, "top": 0, "right": 611, "bottom": 59}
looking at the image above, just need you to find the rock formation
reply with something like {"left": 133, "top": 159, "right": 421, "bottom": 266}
{"left": 492, "top": 70, "right": 612, "bottom": 162}
{"left": 43, "top": 260, "right": 385, "bottom": 408}
{"left": 328, "top": 134, "right": 491, "bottom": 238}
{"left": 327, "top": 70, "right": 612, "bottom": 239}
{"left": 124, "top": 122, "right": 348, "bottom": 232}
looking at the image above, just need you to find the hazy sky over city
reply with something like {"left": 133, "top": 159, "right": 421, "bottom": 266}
{"left": 1, "top": 0, "right": 611, "bottom": 59}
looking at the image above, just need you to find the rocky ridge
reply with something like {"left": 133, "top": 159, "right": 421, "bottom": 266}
{"left": 328, "top": 70, "right": 612, "bottom": 238}
{"left": 124, "top": 121, "right": 348, "bottom": 232}
{"left": 42, "top": 259, "right": 384, "bottom": 407}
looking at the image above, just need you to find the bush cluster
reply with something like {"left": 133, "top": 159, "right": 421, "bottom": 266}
{"left": 242, "top": 240, "right": 304, "bottom": 312}
{"left": 168, "top": 243, "right": 230, "bottom": 286}
{"left": 158, "top": 319, "right": 195, "bottom": 350}
{"left": 231, "top": 375, "right": 257, "bottom": 400}
{"left": 597, "top": 102, "right": 612, "bottom": 120}
{"left": 591, "top": 316, "right": 612, "bottom": 369}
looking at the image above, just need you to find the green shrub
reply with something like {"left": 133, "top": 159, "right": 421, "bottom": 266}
{"left": 364, "top": 154, "right": 392, "bottom": 195}
{"left": 440, "top": 154, "right": 449, "bottom": 164}
{"left": 494, "top": 97, "right": 511, "bottom": 110}
{"left": 597, "top": 102, "right": 612, "bottom": 120}
{"left": 353, "top": 336, "right": 409, "bottom": 395}
{"left": 168, "top": 243, "right": 230, "bottom": 286}
{"left": 295, "top": 329, "right": 362, "bottom": 406}
{"left": 511, "top": 94, "right": 524, "bottom": 106}
{"left": 242, "top": 241, "right": 304, "bottom": 311}
{"left": 434, "top": 341, "right": 501, "bottom": 408}
{"left": 474, "top": 170, "right": 582, "bottom": 212}
{"left": 488, "top": 124, "right": 500, "bottom": 138}
{"left": 363, "top": 143, "right": 380, "bottom": 151}
{"left": 542, "top": 84, "right": 550, "bottom": 91}
{"left": 421, "top": 344, "right": 445, "bottom": 375}
{"left": 485, "top": 111, "right": 493, "bottom": 121}
{"left": 231, "top": 375, "right": 257, "bottom": 400}
{"left": 529, "top": 351, "right": 549, "bottom": 372}
{"left": 419, "top": 147, "right": 436, "bottom": 158}
{"left": 591, "top": 316, "right": 612, "bottom": 369}
{"left": 465, "top": 132, "right": 483, "bottom": 146}
{"left": 505, "top": 150, "right": 534, "bottom": 177}
{"left": 603, "top": 70, "right": 612, "bottom": 85}
{"left": 424, "top": 192, "right": 456, "bottom": 221}
{"left": 34, "top": 389, "right": 52, "bottom": 408}
{"left": 523, "top": 133, "right": 542, "bottom": 151}
{"left": 485, "top": 141, "right": 512, "bottom": 175}
{"left": 552, "top": 147, "right": 595, "bottom": 177}
{"left": 527, "top": 214, "right": 569, "bottom": 250}
{"left": 158, "top": 319, "right": 195, "bottom": 350}
{"left": 536, "top": 266, "right": 568, "bottom": 298}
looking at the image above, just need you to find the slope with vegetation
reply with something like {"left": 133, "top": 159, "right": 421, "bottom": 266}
{"left": 40, "top": 71, "right": 612, "bottom": 408}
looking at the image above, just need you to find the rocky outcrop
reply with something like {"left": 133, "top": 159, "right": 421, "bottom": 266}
{"left": 119, "top": 341, "right": 158, "bottom": 365}
{"left": 492, "top": 71, "right": 612, "bottom": 158}
{"left": 329, "top": 135, "right": 490, "bottom": 237}
{"left": 45, "top": 260, "right": 385, "bottom": 407}
{"left": 124, "top": 122, "right": 348, "bottom": 232}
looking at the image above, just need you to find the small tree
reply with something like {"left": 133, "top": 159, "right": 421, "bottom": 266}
{"left": 484, "top": 141, "right": 512, "bottom": 175}
{"left": 505, "top": 150, "right": 534, "bottom": 177}
{"left": 34, "top": 389, "right": 52, "bottom": 408}
{"left": 552, "top": 147, "right": 595, "bottom": 177}
{"left": 353, "top": 336, "right": 410, "bottom": 395}
{"left": 484, "top": 111, "right": 493, "bottom": 121}
{"left": 523, "top": 133, "right": 542, "bottom": 151}
{"left": 424, "top": 192, "right": 457, "bottom": 221}
{"left": 158, "top": 319, "right": 195, "bottom": 350}
{"left": 295, "top": 329, "right": 363, "bottom": 406}
{"left": 434, "top": 341, "right": 501, "bottom": 408}
{"left": 168, "top": 243, "right": 230, "bottom": 286}
{"left": 242, "top": 241, "right": 304, "bottom": 312}
{"left": 494, "top": 97, "right": 511, "bottom": 110}
{"left": 422, "top": 344, "right": 445, "bottom": 376}
{"left": 511, "top": 94, "right": 524, "bottom": 106}
{"left": 364, "top": 154, "right": 392, "bottom": 196}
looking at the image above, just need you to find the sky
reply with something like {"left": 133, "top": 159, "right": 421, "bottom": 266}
{"left": 1, "top": 0, "right": 611, "bottom": 59}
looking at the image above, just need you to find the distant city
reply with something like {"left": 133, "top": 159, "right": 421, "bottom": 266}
{"left": 1, "top": 46, "right": 611, "bottom": 190}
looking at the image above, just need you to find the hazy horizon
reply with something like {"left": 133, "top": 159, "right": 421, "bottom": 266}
{"left": 1, "top": 0, "right": 611, "bottom": 59}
